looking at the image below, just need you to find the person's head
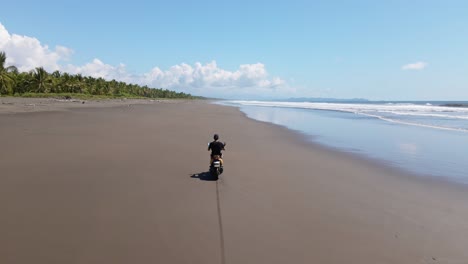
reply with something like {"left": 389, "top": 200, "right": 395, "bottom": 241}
{"left": 213, "top": 134, "right": 219, "bottom": 141}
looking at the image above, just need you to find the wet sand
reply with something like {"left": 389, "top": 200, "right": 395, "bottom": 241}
{"left": 1, "top": 99, "right": 468, "bottom": 264}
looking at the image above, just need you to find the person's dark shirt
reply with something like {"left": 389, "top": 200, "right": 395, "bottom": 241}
{"left": 208, "top": 141, "right": 225, "bottom": 155}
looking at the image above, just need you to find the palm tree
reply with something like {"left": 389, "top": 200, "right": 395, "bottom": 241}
{"left": 50, "top": 70, "right": 62, "bottom": 93}
{"left": 72, "top": 74, "right": 86, "bottom": 93}
{"left": 0, "top": 51, "right": 18, "bottom": 95}
{"left": 13, "top": 72, "right": 31, "bottom": 95}
{"left": 60, "top": 72, "right": 73, "bottom": 93}
{"left": 29, "top": 67, "right": 51, "bottom": 93}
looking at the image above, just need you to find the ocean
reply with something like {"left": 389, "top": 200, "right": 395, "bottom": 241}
{"left": 220, "top": 100, "right": 468, "bottom": 184}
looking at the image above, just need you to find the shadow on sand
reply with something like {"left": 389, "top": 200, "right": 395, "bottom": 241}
{"left": 191, "top": 171, "right": 218, "bottom": 181}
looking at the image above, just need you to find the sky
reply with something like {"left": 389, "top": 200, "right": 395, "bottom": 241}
{"left": 1, "top": 0, "right": 468, "bottom": 100}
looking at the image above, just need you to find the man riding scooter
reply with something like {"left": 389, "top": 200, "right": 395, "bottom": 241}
{"left": 208, "top": 134, "right": 226, "bottom": 169}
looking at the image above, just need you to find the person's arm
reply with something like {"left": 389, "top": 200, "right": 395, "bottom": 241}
{"left": 208, "top": 142, "right": 211, "bottom": 151}
{"left": 223, "top": 142, "right": 226, "bottom": 150}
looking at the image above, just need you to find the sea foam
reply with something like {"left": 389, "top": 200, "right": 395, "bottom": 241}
{"left": 227, "top": 101, "right": 468, "bottom": 132}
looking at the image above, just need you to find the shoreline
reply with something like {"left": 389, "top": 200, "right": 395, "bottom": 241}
{"left": 223, "top": 102, "right": 468, "bottom": 189}
{"left": 223, "top": 101, "right": 468, "bottom": 184}
{"left": 1, "top": 99, "right": 468, "bottom": 263}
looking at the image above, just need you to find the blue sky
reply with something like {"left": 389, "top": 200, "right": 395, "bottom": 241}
{"left": 1, "top": 0, "right": 468, "bottom": 99}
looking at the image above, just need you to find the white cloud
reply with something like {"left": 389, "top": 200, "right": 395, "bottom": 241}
{"left": 0, "top": 23, "right": 289, "bottom": 98}
{"left": 63, "top": 59, "right": 128, "bottom": 80}
{"left": 402, "top": 61, "right": 428, "bottom": 70}
{"left": 139, "top": 61, "right": 287, "bottom": 92}
{"left": 0, "top": 23, "right": 73, "bottom": 72}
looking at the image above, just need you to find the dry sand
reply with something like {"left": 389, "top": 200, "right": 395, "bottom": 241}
{"left": 1, "top": 99, "right": 468, "bottom": 264}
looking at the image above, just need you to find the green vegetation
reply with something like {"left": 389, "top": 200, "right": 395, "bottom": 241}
{"left": 0, "top": 51, "right": 201, "bottom": 99}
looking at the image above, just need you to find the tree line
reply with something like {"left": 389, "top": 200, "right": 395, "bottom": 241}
{"left": 0, "top": 52, "right": 200, "bottom": 99}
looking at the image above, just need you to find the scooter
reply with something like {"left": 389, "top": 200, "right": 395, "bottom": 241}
{"left": 210, "top": 155, "right": 224, "bottom": 179}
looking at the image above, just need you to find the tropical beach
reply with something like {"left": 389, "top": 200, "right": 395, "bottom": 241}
{"left": 1, "top": 99, "right": 468, "bottom": 264}
{"left": 2, "top": 1, "right": 468, "bottom": 263}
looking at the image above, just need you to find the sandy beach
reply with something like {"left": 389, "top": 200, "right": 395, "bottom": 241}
{"left": 1, "top": 99, "right": 468, "bottom": 264}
